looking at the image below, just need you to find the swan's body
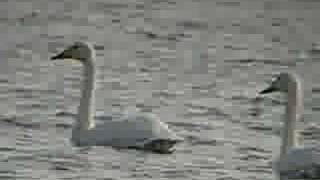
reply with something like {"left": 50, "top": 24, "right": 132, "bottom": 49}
{"left": 51, "top": 42, "right": 182, "bottom": 153}
{"left": 260, "top": 72, "right": 320, "bottom": 179}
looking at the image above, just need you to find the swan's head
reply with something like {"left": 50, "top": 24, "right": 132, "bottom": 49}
{"left": 259, "top": 72, "right": 300, "bottom": 94}
{"left": 51, "top": 42, "right": 95, "bottom": 63}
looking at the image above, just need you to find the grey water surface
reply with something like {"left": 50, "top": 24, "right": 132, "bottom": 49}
{"left": 1, "top": 0, "right": 320, "bottom": 179}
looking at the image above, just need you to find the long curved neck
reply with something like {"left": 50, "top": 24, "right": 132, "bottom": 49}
{"left": 280, "top": 78, "right": 303, "bottom": 157}
{"left": 77, "top": 60, "right": 96, "bottom": 130}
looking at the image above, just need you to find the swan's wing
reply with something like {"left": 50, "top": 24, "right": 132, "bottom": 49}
{"left": 275, "top": 146, "right": 320, "bottom": 179}
{"left": 136, "top": 114, "right": 183, "bottom": 143}
{"left": 86, "top": 113, "right": 183, "bottom": 149}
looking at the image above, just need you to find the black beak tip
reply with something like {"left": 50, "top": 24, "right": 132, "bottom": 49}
{"left": 50, "top": 53, "right": 63, "bottom": 60}
{"left": 50, "top": 56, "right": 57, "bottom": 60}
{"left": 259, "top": 87, "right": 275, "bottom": 94}
{"left": 259, "top": 89, "right": 268, "bottom": 94}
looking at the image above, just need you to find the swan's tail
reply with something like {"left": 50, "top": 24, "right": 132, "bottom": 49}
{"left": 141, "top": 138, "right": 183, "bottom": 154}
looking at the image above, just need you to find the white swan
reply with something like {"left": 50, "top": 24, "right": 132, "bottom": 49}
{"left": 260, "top": 72, "right": 320, "bottom": 179}
{"left": 51, "top": 41, "right": 183, "bottom": 153}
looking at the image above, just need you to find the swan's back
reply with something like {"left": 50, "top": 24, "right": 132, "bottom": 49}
{"left": 99, "top": 113, "right": 180, "bottom": 143}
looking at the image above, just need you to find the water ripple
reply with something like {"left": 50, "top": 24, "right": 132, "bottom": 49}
{"left": 0, "top": 116, "right": 40, "bottom": 129}
{"left": 184, "top": 103, "right": 229, "bottom": 118}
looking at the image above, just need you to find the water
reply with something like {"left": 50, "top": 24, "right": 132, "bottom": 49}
{"left": 0, "top": 0, "right": 320, "bottom": 179}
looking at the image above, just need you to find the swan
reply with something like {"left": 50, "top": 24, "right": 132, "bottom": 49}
{"left": 50, "top": 41, "right": 183, "bottom": 154}
{"left": 259, "top": 72, "right": 320, "bottom": 179}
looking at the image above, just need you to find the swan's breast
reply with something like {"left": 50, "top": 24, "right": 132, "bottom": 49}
{"left": 276, "top": 146, "right": 320, "bottom": 178}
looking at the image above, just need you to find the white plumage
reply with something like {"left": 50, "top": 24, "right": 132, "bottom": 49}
{"left": 51, "top": 42, "right": 183, "bottom": 153}
{"left": 260, "top": 72, "right": 320, "bottom": 179}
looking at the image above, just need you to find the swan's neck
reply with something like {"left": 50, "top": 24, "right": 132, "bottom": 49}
{"left": 280, "top": 79, "right": 303, "bottom": 157}
{"left": 77, "top": 60, "right": 96, "bottom": 130}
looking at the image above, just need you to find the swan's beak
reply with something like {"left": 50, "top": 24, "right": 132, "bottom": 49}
{"left": 51, "top": 52, "right": 65, "bottom": 60}
{"left": 51, "top": 50, "right": 72, "bottom": 60}
{"left": 259, "top": 85, "right": 277, "bottom": 94}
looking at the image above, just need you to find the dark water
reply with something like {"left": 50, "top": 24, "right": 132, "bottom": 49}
{"left": 1, "top": 0, "right": 320, "bottom": 179}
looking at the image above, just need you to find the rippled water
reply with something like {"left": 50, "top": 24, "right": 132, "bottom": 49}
{"left": 1, "top": 0, "right": 320, "bottom": 179}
